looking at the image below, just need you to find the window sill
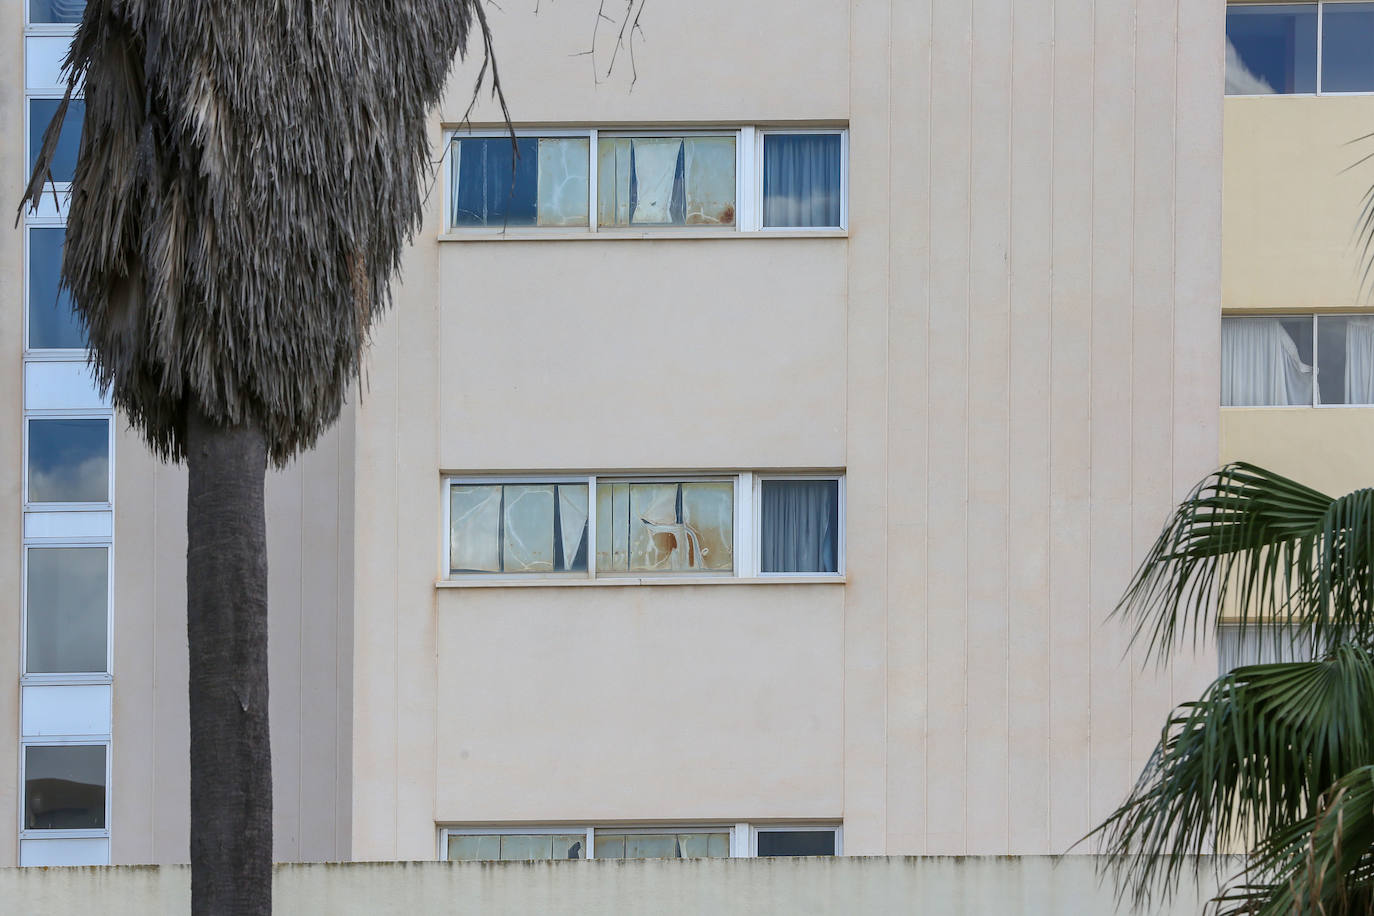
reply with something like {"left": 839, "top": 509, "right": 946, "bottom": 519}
{"left": 437, "top": 229, "right": 848, "bottom": 243}
{"left": 437, "top": 575, "right": 846, "bottom": 589}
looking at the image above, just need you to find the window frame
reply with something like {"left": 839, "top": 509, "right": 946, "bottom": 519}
{"left": 441, "top": 126, "right": 849, "bottom": 236}
{"left": 443, "top": 474, "right": 595, "bottom": 579}
{"left": 438, "top": 822, "right": 840, "bottom": 861}
{"left": 753, "top": 474, "right": 846, "bottom": 578}
{"left": 1225, "top": 1, "right": 1374, "bottom": 97}
{"left": 18, "top": 738, "right": 111, "bottom": 840}
{"left": 21, "top": 542, "right": 114, "bottom": 682}
{"left": 1220, "top": 312, "right": 1374, "bottom": 408}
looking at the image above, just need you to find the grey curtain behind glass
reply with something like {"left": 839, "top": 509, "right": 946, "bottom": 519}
{"left": 761, "top": 479, "right": 839, "bottom": 573}
{"left": 763, "top": 134, "right": 842, "bottom": 228}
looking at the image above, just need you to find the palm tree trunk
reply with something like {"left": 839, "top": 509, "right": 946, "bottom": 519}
{"left": 185, "top": 406, "right": 272, "bottom": 915}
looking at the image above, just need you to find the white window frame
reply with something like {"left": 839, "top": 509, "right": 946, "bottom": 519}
{"left": 23, "top": 412, "right": 116, "bottom": 511}
{"left": 753, "top": 474, "right": 847, "bottom": 578}
{"left": 20, "top": 542, "right": 114, "bottom": 683}
{"left": 752, "top": 128, "right": 850, "bottom": 232}
{"left": 441, "top": 474, "right": 596, "bottom": 579}
{"left": 18, "top": 738, "right": 111, "bottom": 841}
{"left": 438, "top": 822, "right": 840, "bottom": 861}
{"left": 441, "top": 126, "right": 849, "bottom": 236}
{"left": 24, "top": 0, "right": 88, "bottom": 34}
{"left": 1220, "top": 312, "right": 1374, "bottom": 408}
{"left": 1224, "top": 1, "right": 1374, "bottom": 98}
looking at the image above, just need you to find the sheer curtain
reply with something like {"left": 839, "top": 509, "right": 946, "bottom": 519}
{"left": 1221, "top": 318, "right": 1313, "bottom": 406}
{"left": 760, "top": 480, "right": 839, "bottom": 574}
{"left": 1345, "top": 317, "right": 1374, "bottom": 404}
{"left": 763, "top": 134, "right": 842, "bottom": 228}
{"left": 1217, "top": 625, "right": 1314, "bottom": 676}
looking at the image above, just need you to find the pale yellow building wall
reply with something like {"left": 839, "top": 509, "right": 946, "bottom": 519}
{"left": 352, "top": 0, "right": 1222, "bottom": 860}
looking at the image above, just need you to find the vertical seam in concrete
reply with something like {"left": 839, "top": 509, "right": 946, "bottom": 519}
{"left": 1168, "top": 0, "right": 1181, "bottom": 716}
{"left": 963, "top": 0, "right": 974, "bottom": 855}
{"left": 1045, "top": 0, "right": 1057, "bottom": 851}
{"left": 1085, "top": 0, "right": 1097, "bottom": 831}
{"left": 922, "top": 0, "right": 935, "bottom": 854}
{"left": 392, "top": 285, "right": 402, "bottom": 857}
{"left": 1004, "top": 0, "right": 1016, "bottom": 851}
{"left": 1127, "top": 0, "right": 1139, "bottom": 768}
{"left": 298, "top": 459, "right": 306, "bottom": 858}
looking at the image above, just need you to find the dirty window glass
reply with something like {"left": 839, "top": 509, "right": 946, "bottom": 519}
{"left": 27, "top": 417, "right": 108, "bottom": 503}
{"left": 26, "top": 546, "right": 107, "bottom": 674}
{"left": 30, "top": 0, "right": 87, "bottom": 23}
{"left": 594, "top": 832, "right": 730, "bottom": 859}
{"left": 1322, "top": 3, "right": 1374, "bottom": 92}
{"left": 597, "top": 135, "right": 736, "bottom": 227}
{"left": 763, "top": 134, "right": 843, "bottom": 228}
{"left": 28, "top": 227, "right": 85, "bottom": 350}
{"left": 449, "top": 482, "right": 589, "bottom": 574}
{"left": 449, "top": 136, "right": 589, "bottom": 228}
{"left": 1224, "top": 4, "right": 1317, "bottom": 95}
{"left": 595, "top": 480, "right": 734, "bottom": 573}
{"left": 29, "top": 98, "right": 85, "bottom": 184}
{"left": 447, "top": 833, "right": 585, "bottom": 861}
{"left": 25, "top": 744, "right": 106, "bottom": 830}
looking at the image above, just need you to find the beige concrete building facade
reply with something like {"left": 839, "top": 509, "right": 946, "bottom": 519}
{"left": 1, "top": 0, "right": 1227, "bottom": 870}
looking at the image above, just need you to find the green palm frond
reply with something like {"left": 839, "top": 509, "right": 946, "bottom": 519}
{"left": 1218, "top": 765, "right": 1374, "bottom": 916}
{"left": 1118, "top": 462, "right": 1374, "bottom": 662}
{"left": 1090, "top": 644, "right": 1374, "bottom": 908}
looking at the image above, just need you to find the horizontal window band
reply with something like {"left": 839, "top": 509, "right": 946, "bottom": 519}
{"left": 436, "top": 575, "right": 844, "bottom": 589}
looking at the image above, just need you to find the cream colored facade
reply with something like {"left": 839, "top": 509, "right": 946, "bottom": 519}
{"left": 1, "top": 0, "right": 1224, "bottom": 868}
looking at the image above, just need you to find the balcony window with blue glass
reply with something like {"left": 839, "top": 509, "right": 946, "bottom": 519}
{"left": 29, "top": 98, "right": 86, "bottom": 184}
{"left": 1225, "top": 4, "right": 1318, "bottom": 94}
{"left": 1322, "top": 2, "right": 1374, "bottom": 92}
{"left": 28, "top": 227, "right": 84, "bottom": 350}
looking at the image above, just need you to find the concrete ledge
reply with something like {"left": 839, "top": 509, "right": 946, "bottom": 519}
{"left": 3, "top": 855, "right": 1231, "bottom": 915}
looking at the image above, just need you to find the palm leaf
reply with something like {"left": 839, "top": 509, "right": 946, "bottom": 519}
{"left": 1118, "top": 462, "right": 1374, "bottom": 662}
{"left": 1089, "top": 644, "right": 1374, "bottom": 909}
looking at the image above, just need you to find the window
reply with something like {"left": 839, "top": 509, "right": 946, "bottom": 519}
{"left": 28, "top": 227, "right": 83, "bottom": 350}
{"left": 29, "top": 0, "right": 87, "bottom": 24}
{"left": 1218, "top": 624, "right": 1317, "bottom": 675}
{"left": 28, "top": 98, "right": 85, "bottom": 184}
{"left": 1221, "top": 315, "right": 1374, "bottom": 406}
{"left": 25, "top": 547, "right": 108, "bottom": 675}
{"left": 759, "top": 478, "right": 840, "bottom": 574}
{"left": 23, "top": 744, "right": 106, "bottom": 831}
{"left": 595, "top": 479, "right": 734, "bottom": 573}
{"left": 449, "top": 482, "right": 589, "bottom": 574}
{"left": 27, "top": 418, "right": 109, "bottom": 504}
{"left": 445, "top": 127, "right": 847, "bottom": 234}
{"left": 761, "top": 132, "right": 844, "bottom": 229}
{"left": 441, "top": 824, "right": 833, "bottom": 861}
{"left": 1225, "top": 2, "right": 1374, "bottom": 95}
{"left": 1323, "top": 3, "right": 1374, "bottom": 91}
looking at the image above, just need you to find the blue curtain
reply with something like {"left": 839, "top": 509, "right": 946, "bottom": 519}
{"left": 763, "top": 134, "right": 842, "bottom": 228}
{"left": 451, "top": 137, "right": 538, "bottom": 227}
{"left": 760, "top": 479, "right": 839, "bottom": 574}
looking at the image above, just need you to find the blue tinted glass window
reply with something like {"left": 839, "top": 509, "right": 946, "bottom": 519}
{"left": 30, "top": 0, "right": 86, "bottom": 24}
{"left": 28, "top": 418, "right": 108, "bottom": 504}
{"left": 28, "top": 228, "right": 83, "bottom": 349}
{"left": 25, "top": 745, "right": 105, "bottom": 830}
{"left": 1323, "top": 3, "right": 1374, "bottom": 92}
{"left": 763, "top": 134, "right": 843, "bottom": 228}
{"left": 29, "top": 98, "right": 86, "bottom": 184}
{"left": 1225, "top": 5, "right": 1318, "bottom": 94}
{"left": 451, "top": 137, "right": 538, "bottom": 227}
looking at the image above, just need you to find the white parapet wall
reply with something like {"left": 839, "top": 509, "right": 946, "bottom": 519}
{"left": 4, "top": 855, "right": 1229, "bottom": 915}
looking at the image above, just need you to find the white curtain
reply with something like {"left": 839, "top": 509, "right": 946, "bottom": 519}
{"left": 1217, "top": 625, "right": 1316, "bottom": 676}
{"left": 1345, "top": 317, "right": 1374, "bottom": 405}
{"left": 1221, "top": 319, "right": 1313, "bottom": 406}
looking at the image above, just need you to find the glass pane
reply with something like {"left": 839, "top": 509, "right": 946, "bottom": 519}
{"left": 623, "top": 834, "right": 679, "bottom": 859}
{"left": 29, "top": 227, "right": 84, "bottom": 350}
{"left": 503, "top": 484, "right": 556, "bottom": 573}
{"left": 598, "top": 136, "right": 735, "bottom": 228}
{"left": 763, "top": 134, "right": 843, "bottom": 228}
{"left": 680, "top": 832, "right": 730, "bottom": 858}
{"left": 1217, "top": 625, "right": 1315, "bottom": 676}
{"left": 536, "top": 138, "right": 590, "bottom": 227}
{"left": 448, "top": 834, "right": 501, "bottom": 861}
{"left": 26, "top": 547, "right": 107, "bottom": 674}
{"left": 756, "top": 830, "right": 835, "bottom": 857}
{"left": 1220, "top": 317, "right": 1314, "bottom": 406}
{"left": 28, "top": 418, "right": 108, "bottom": 503}
{"left": 1225, "top": 5, "right": 1317, "bottom": 95}
{"left": 594, "top": 834, "right": 627, "bottom": 858}
{"left": 499, "top": 835, "right": 552, "bottom": 860}
{"left": 600, "top": 481, "right": 733, "bottom": 573}
{"left": 25, "top": 745, "right": 105, "bottom": 830}
{"left": 679, "top": 482, "right": 733, "bottom": 571}
{"left": 557, "top": 484, "right": 590, "bottom": 572}
{"left": 1318, "top": 315, "right": 1374, "bottom": 405}
{"left": 451, "top": 137, "right": 538, "bottom": 227}
{"left": 761, "top": 479, "right": 840, "bottom": 573}
{"left": 553, "top": 834, "right": 586, "bottom": 859}
{"left": 30, "top": 0, "right": 87, "bottom": 23}
{"left": 449, "top": 485, "right": 500, "bottom": 573}
{"left": 596, "top": 481, "right": 632, "bottom": 572}
{"left": 1322, "top": 3, "right": 1374, "bottom": 92}
{"left": 29, "top": 98, "right": 86, "bottom": 184}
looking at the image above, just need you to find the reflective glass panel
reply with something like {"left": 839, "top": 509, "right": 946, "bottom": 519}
{"left": 26, "top": 546, "right": 107, "bottom": 674}
{"left": 760, "top": 479, "right": 840, "bottom": 573}
{"left": 24, "top": 745, "right": 105, "bottom": 830}
{"left": 763, "top": 134, "right": 843, "bottom": 228}
{"left": 597, "top": 136, "right": 736, "bottom": 227}
{"left": 29, "top": 227, "right": 84, "bottom": 349}
{"left": 596, "top": 481, "right": 733, "bottom": 573}
{"left": 28, "top": 418, "right": 108, "bottom": 503}
{"left": 755, "top": 830, "right": 836, "bottom": 857}
{"left": 1224, "top": 5, "right": 1317, "bottom": 94}
{"left": 29, "top": 98, "right": 86, "bottom": 184}
{"left": 451, "top": 137, "right": 589, "bottom": 228}
{"left": 30, "top": 0, "right": 87, "bottom": 23}
{"left": 1322, "top": 3, "right": 1374, "bottom": 92}
{"left": 1319, "top": 315, "right": 1374, "bottom": 404}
